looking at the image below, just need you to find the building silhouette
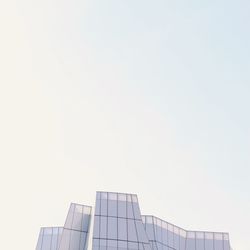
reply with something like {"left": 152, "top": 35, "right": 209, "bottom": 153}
{"left": 36, "top": 191, "right": 232, "bottom": 250}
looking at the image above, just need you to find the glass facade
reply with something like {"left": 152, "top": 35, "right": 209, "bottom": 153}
{"left": 36, "top": 192, "right": 232, "bottom": 250}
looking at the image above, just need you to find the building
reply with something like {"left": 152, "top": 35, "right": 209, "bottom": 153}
{"left": 36, "top": 191, "right": 232, "bottom": 250}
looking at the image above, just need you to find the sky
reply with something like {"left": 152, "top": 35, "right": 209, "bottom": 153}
{"left": 0, "top": 0, "right": 249, "bottom": 249}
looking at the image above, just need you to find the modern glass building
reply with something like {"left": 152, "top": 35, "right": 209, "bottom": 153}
{"left": 36, "top": 191, "right": 232, "bottom": 250}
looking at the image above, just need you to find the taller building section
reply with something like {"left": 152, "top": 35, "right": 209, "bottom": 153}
{"left": 92, "top": 192, "right": 151, "bottom": 250}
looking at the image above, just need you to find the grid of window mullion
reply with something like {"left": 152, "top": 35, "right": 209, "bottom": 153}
{"left": 94, "top": 193, "right": 155, "bottom": 250}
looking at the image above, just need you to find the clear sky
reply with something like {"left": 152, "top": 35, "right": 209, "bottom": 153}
{"left": 0, "top": 0, "right": 249, "bottom": 249}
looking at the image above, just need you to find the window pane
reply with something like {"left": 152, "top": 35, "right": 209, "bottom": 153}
{"left": 71, "top": 205, "right": 82, "bottom": 231}
{"left": 100, "top": 239, "right": 107, "bottom": 250}
{"left": 108, "top": 199, "right": 117, "bottom": 217}
{"left": 69, "top": 230, "right": 81, "bottom": 250}
{"left": 174, "top": 228, "right": 180, "bottom": 250}
{"left": 118, "top": 218, "right": 127, "bottom": 241}
{"left": 59, "top": 229, "right": 71, "bottom": 250}
{"left": 118, "top": 200, "right": 126, "bottom": 218}
{"left": 135, "top": 220, "right": 148, "bottom": 243}
{"left": 79, "top": 232, "right": 87, "bottom": 250}
{"left": 108, "top": 217, "right": 117, "bottom": 239}
{"left": 93, "top": 216, "right": 100, "bottom": 238}
{"left": 186, "top": 238, "right": 195, "bottom": 250}
{"left": 101, "top": 198, "right": 108, "bottom": 216}
{"left": 145, "top": 222, "right": 154, "bottom": 241}
{"left": 108, "top": 239, "right": 117, "bottom": 250}
{"left": 128, "top": 242, "right": 138, "bottom": 250}
{"left": 100, "top": 217, "right": 107, "bottom": 238}
{"left": 132, "top": 202, "right": 141, "bottom": 220}
{"left": 128, "top": 219, "right": 138, "bottom": 242}
{"left": 168, "top": 225, "right": 174, "bottom": 248}
{"left": 127, "top": 201, "right": 134, "bottom": 219}
{"left": 82, "top": 214, "right": 91, "bottom": 232}
{"left": 162, "top": 228, "right": 168, "bottom": 245}
{"left": 205, "top": 238, "right": 213, "bottom": 250}
{"left": 118, "top": 240, "right": 127, "bottom": 250}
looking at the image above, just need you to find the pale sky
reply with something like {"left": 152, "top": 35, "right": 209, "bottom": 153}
{"left": 0, "top": 0, "right": 249, "bottom": 249}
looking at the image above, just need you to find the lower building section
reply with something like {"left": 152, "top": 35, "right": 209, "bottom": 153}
{"left": 36, "top": 227, "right": 63, "bottom": 250}
{"left": 36, "top": 192, "right": 232, "bottom": 250}
{"left": 36, "top": 203, "right": 91, "bottom": 250}
{"left": 142, "top": 215, "right": 230, "bottom": 250}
